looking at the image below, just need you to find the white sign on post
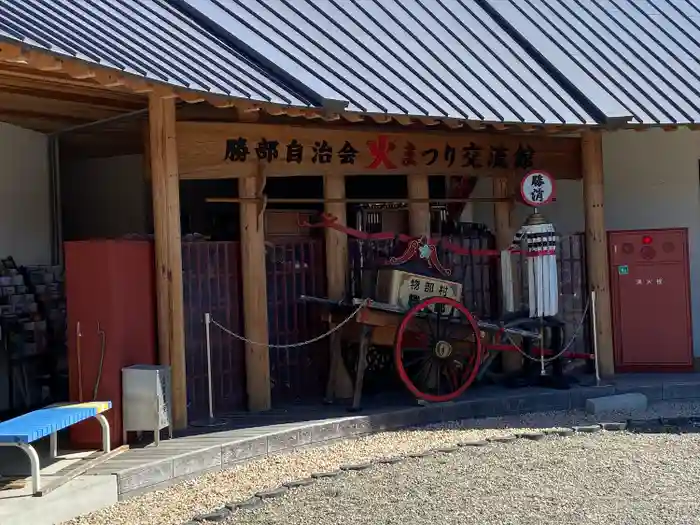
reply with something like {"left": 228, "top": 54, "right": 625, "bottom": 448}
{"left": 520, "top": 170, "right": 555, "bottom": 207}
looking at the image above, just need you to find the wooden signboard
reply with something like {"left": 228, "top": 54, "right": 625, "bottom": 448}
{"left": 177, "top": 122, "right": 582, "bottom": 180}
{"left": 375, "top": 268, "right": 462, "bottom": 314}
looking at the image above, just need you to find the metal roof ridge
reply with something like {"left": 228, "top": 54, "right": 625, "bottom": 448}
{"left": 164, "top": 0, "right": 326, "bottom": 107}
{"left": 476, "top": 0, "right": 613, "bottom": 126}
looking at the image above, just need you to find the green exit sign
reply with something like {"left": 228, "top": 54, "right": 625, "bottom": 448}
{"left": 618, "top": 265, "right": 629, "bottom": 275}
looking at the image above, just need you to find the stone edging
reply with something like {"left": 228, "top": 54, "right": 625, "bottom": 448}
{"left": 180, "top": 416, "right": 700, "bottom": 524}
{"left": 117, "top": 381, "right": 700, "bottom": 498}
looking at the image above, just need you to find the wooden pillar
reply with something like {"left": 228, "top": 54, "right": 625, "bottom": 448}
{"left": 407, "top": 174, "right": 430, "bottom": 236}
{"left": 239, "top": 176, "right": 271, "bottom": 411}
{"left": 148, "top": 101, "right": 170, "bottom": 370}
{"left": 581, "top": 131, "right": 615, "bottom": 377}
{"left": 494, "top": 176, "right": 522, "bottom": 373}
{"left": 493, "top": 177, "right": 512, "bottom": 249}
{"left": 323, "top": 175, "right": 354, "bottom": 400}
{"left": 149, "top": 95, "right": 188, "bottom": 429}
{"left": 142, "top": 122, "right": 154, "bottom": 234}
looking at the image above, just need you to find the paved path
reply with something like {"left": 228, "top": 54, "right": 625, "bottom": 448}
{"left": 226, "top": 432, "right": 700, "bottom": 525}
{"left": 89, "top": 373, "right": 700, "bottom": 499}
{"left": 66, "top": 400, "right": 700, "bottom": 525}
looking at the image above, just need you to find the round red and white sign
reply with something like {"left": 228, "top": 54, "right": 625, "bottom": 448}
{"left": 520, "top": 170, "right": 555, "bottom": 207}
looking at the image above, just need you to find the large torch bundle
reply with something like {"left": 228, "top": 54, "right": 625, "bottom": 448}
{"left": 501, "top": 212, "right": 559, "bottom": 318}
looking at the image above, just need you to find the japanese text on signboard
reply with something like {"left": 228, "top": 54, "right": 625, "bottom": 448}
{"left": 530, "top": 173, "right": 545, "bottom": 202}
{"left": 520, "top": 170, "right": 555, "bottom": 207}
{"left": 397, "top": 274, "right": 460, "bottom": 314}
{"left": 176, "top": 122, "right": 582, "bottom": 180}
{"left": 223, "top": 135, "right": 536, "bottom": 171}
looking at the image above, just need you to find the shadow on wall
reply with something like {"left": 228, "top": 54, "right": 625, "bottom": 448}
{"left": 60, "top": 154, "right": 150, "bottom": 241}
{"left": 470, "top": 178, "right": 585, "bottom": 235}
{"left": 0, "top": 122, "right": 51, "bottom": 265}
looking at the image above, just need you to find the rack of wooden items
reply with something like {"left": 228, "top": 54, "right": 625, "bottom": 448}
{"left": 0, "top": 258, "right": 66, "bottom": 418}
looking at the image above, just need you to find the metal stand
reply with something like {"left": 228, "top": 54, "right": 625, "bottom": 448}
{"left": 190, "top": 313, "right": 227, "bottom": 428}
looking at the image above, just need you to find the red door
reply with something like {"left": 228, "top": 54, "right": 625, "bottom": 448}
{"left": 609, "top": 228, "right": 693, "bottom": 371}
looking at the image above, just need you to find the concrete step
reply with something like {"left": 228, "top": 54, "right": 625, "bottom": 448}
{"left": 585, "top": 393, "right": 648, "bottom": 415}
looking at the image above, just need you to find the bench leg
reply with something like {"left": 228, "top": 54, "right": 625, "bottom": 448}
{"left": 49, "top": 432, "right": 58, "bottom": 460}
{"left": 20, "top": 443, "right": 41, "bottom": 494}
{"left": 0, "top": 442, "right": 41, "bottom": 494}
{"left": 95, "top": 414, "right": 111, "bottom": 454}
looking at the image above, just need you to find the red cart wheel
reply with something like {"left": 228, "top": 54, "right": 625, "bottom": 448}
{"left": 394, "top": 296, "right": 482, "bottom": 402}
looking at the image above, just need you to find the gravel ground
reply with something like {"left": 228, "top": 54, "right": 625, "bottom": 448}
{"left": 230, "top": 432, "right": 700, "bottom": 525}
{"left": 65, "top": 400, "right": 700, "bottom": 525}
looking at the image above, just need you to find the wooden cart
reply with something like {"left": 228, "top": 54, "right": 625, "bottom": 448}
{"left": 301, "top": 213, "right": 593, "bottom": 410}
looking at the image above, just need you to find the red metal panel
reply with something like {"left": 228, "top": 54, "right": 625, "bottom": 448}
{"left": 182, "top": 242, "right": 246, "bottom": 421}
{"left": 609, "top": 228, "right": 693, "bottom": 371}
{"left": 65, "top": 240, "right": 157, "bottom": 449}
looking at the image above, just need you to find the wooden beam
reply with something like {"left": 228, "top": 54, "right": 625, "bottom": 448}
{"left": 494, "top": 176, "right": 522, "bottom": 374}
{"left": 0, "top": 108, "right": 89, "bottom": 125}
{"left": 149, "top": 95, "right": 188, "bottom": 429}
{"left": 27, "top": 51, "right": 63, "bottom": 72}
{"left": 0, "top": 69, "right": 145, "bottom": 109}
{"left": 62, "top": 60, "right": 96, "bottom": 80}
{"left": 236, "top": 108, "right": 260, "bottom": 123}
{"left": 239, "top": 176, "right": 272, "bottom": 412}
{"left": 581, "top": 131, "right": 614, "bottom": 378}
{"left": 0, "top": 42, "right": 27, "bottom": 63}
{"left": 206, "top": 197, "right": 507, "bottom": 204}
{"left": 0, "top": 91, "right": 128, "bottom": 121}
{"left": 407, "top": 174, "right": 430, "bottom": 236}
{"left": 93, "top": 69, "right": 126, "bottom": 89}
{"left": 323, "top": 174, "right": 354, "bottom": 400}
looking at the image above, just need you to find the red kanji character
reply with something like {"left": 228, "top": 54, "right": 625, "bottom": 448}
{"left": 366, "top": 135, "right": 397, "bottom": 169}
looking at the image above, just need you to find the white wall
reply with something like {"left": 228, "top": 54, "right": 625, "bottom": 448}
{"left": 61, "top": 154, "right": 149, "bottom": 240}
{"left": 0, "top": 122, "right": 51, "bottom": 265}
{"left": 0, "top": 122, "right": 51, "bottom": 412}
{"left": 603, "top": 128, "right": 700, "bottom": 356}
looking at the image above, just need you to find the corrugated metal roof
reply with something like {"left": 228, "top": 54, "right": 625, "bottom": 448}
{"left": 483, "top": 0, "right": 700, "bottom": 125}
{"left": 0, "top": 0, "right": 318, "bottom": 106}
{"left": 178, "top": 0, "right": 602, "bottom": 124}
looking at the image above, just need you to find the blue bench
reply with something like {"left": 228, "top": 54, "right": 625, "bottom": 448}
{"left": 0, "top": 401, "right": 112, "bottom": 494}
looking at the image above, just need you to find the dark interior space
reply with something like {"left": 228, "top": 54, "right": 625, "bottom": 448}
{"left": 179, "top": 175, "right": 447, "bottom": 239}
{"left": 180, "top": 179, "right": 239, "bottom": 240}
